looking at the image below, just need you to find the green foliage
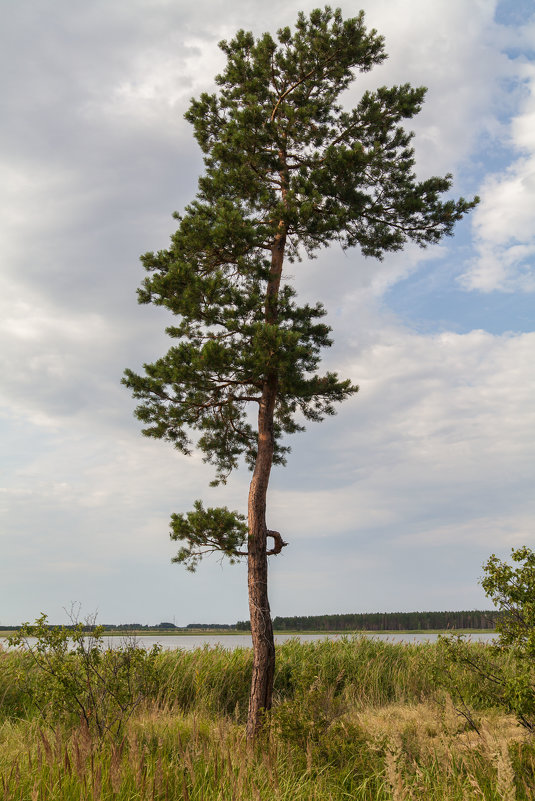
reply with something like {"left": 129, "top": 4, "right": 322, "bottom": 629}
{"left": 481, "top": 546, "right": 535, "bottom": 657}
{"left": 7, "top": 614, "right": 161, "bottom": 739}
{"left": 0, "top": 647, "right": 36, "bottom": 720}
{"left": 437, "top": 547, "right": 535, "bottom": 732}
{"left": 170, "top": 500, "right": 248, "bottom": 571}
{"left": 273, "top": 669, "right": 348, "bottom": 745}
{"left": 123, "top": 6, "right": 477, "bottom": 567}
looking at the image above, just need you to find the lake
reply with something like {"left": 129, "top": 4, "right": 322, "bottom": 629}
{"left": 1, "top": 631, "right": 497, "bottom": 650}
{"left": 114, "top": 631, "right": 497, "bottom": 649}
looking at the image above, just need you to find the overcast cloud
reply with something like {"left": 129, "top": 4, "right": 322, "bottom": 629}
{"left": 1, "top": 0, "right": 534, "bottom": 626}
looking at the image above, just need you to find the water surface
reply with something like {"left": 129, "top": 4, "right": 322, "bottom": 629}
{"left": 1, "top": 631, "right": 496, "bottom": 650}
{"left": 123, "top": 631, "right": 496, "bottom": 649}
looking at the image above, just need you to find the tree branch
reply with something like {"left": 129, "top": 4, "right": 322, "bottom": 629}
{"left": 266, "top": 530, "right": 288, "bottom": 555}
{"left": 270, "top": 52, "right": 340, "bottom": 122}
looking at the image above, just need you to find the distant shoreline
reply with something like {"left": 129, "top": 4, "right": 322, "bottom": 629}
{"left": 0, "top": 627, "right": 494, "bottom": 638}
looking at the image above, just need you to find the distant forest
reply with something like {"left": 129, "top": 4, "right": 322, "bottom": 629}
{"left": 0, "top": 622, "right": 235, "bottom": 632}
{"left": 236, "top": 610, "right": 498, "bottom": 631}
{"left": 2, "top": 611, "right": 499, "bottom": 632}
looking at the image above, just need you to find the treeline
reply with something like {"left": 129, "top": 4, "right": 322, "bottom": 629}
{"left": 0, "top": 623, "right": 177, "bottom": 632}
{"left": 185, "top": 623, "right": 234, "bottom": 630}
{"left": 4, "top": 612, "right": 499, "bottom": 634}
{"left": 110, "top": 623, "right": 177, "bottom": 630}
{"left": 236, "top": 610, "right": 498, "bottom": 632}
{"left": 109, "top": 623, "right": 234, "bottom": 631}
{"left": 1, "top": 622, "right": 235, "bottom": 632}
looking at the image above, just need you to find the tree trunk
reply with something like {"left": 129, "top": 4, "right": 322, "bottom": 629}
{"left": 246, "top": 230, "right": 285, "bottom": 741}
{"left": 246, "top": 378, "right": 277, "bottom": 741}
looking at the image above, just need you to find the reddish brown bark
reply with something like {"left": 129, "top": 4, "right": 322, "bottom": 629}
{"left": 246, "top": 378, "right": 277, "bottom": 740}
{"left": 246, "top": 230, "right": 286, "bottom": 741}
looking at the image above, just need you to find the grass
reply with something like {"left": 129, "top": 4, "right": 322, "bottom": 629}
{"left": 1, "top": 705, "right": 532, "bottom": 800}
{"left": 0, "top": 637, "right": 533, "bottom": 799}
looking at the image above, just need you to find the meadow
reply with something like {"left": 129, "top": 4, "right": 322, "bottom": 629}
{"left": 1, "top": 636, "right": 534, "bottom": 800}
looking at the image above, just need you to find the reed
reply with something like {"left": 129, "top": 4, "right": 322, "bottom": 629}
{"left": 1, "top": 638, "right": 533, "bottom": 799}
{"left": 0, "top": 636, "right": 514, "bottom": 723}
{"left": 150, "top": 635, "right": 492, "bottom": 718}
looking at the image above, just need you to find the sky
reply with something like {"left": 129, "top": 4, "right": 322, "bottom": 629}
{"left": 1, "top": 0, "right": 534, "bottom": 626}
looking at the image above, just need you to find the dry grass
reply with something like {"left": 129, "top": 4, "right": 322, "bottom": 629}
{"left": 1, "top": 638, "right": 534, "bottom": 799}
{"left": 3, "top": 699, "right": 530, "bottom": 800}
{"left": 346, "top": 699, "right": 530, "bottom": 800}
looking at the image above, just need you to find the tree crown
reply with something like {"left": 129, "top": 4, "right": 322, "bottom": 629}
{"left": 123, "top": 6, "right": 478, "bottom": 567}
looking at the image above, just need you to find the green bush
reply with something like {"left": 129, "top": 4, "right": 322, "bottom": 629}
{"left": 437, "top": 546, "right": 535, "bottom": 732}
{"left": 7, "top": 614, "right": 160, "bottom": 738}
{"left": 0, "top": 646, "right": 37, "bottom": 720}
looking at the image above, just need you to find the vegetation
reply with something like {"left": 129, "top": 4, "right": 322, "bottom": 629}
{"left": 6, "top": 614, "right": 161, "bottom": 739}
{"left": 438, "top": 547, "right": 535, "bottom": 735}
{"left": 1, "top": 636, "right": 534, "bottom": 799}
{"left": 0, "top": 623, "right": 181, "bottom": 634}
{"left": 1, "top": 609, "right": 497, "bottom": 635}
{"left": 238, "top": 610, "right": 498, "bottom": 632}
{"left": 4, "top": 550, "right": 534, "bottom": 796}
{"left": 123, "top": 5, "right": 477, "bottom": 738}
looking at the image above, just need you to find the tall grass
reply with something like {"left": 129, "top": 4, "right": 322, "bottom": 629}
{"left": 1, "top": 637, "right": 534, "bottom": 799}
{"left": 2, "top": 636, "right": 443, "bottom": 721}
{"left": 1, "top": 703, "right": 533, "bottom": 800}
{"left": 151, "top": 635, "right": 492, "bottom": 718}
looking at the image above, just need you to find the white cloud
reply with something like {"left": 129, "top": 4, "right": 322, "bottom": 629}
{"left": 398, "top": 514, "right": 534, "bottom": 550}
{"left": 0, "top": 0, "right": 533, "bottom": 623}
{"left": 461, "top": 61, "right": 535, "bottom": 292}
{"left": 267, "top": 326, "right": 535, "bottom": 544}
{"left": 348, "top": 0, "right": 504, "bottom": 175}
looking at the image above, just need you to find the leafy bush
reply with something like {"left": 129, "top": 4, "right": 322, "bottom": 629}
{"left": 437, "top": 547, "right": 535, "bottom": 732}
{"left": 7, "top": 613, "right": 160, "bottom": 738}
{"left": 0, "top": 646, "right": 36, "bottom": 720}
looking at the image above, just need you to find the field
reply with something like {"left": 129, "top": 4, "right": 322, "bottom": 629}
{"left": 1, "top": 637, "right": 533, "bottom": 800}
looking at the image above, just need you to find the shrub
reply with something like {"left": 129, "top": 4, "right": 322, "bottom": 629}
{"left": 7, "top": 613, "right": 160, "bottom": 738}
{"left": 437, "top": 547, "right": 535, "bottom": 732}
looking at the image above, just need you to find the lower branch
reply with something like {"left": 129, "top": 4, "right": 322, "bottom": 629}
{"left": 236, "top": 529, "right": 288, "bottom": 557}
{"left": 266, "top": 529, "right": 288, "bottom": 555}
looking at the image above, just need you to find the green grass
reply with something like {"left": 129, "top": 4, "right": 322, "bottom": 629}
{"left": 0, "top": 637, "right": 533, "bottom": 800}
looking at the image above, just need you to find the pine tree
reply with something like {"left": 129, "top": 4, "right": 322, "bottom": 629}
{"left": 123, "top": 7, "right": 477, "bottom": 739}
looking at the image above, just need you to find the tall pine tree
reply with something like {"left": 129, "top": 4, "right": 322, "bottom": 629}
{"left": 123, "top": 7, "right": 477, "bottom": 739}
